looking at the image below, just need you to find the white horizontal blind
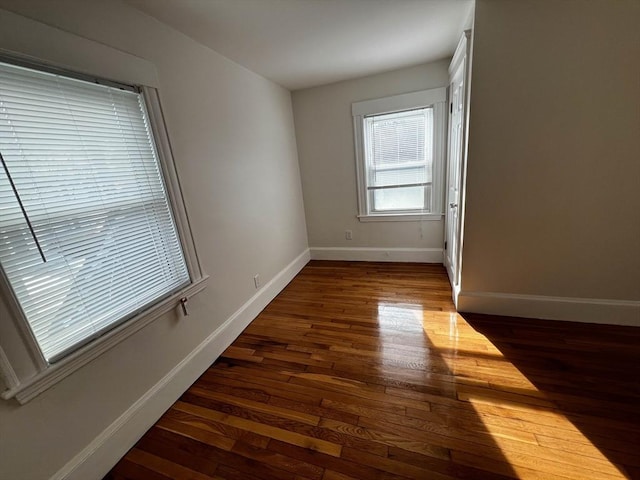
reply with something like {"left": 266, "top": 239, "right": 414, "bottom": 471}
{"left": 0, "top": 61, "right": 189, "bottom": 362}
{"left": 364, "top": 108, "right": 433, "bottom": 212}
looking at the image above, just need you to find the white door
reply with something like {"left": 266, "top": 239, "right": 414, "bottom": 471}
{"left": 444, "top": 32, "right": 470, "bottom": 293}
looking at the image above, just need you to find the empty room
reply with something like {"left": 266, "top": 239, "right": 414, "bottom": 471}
{"left": 0, "top": 1, "right": 638, "bottom": 479}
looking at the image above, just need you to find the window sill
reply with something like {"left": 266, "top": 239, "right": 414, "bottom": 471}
{"left": 1, "top": 275, "right": 209, "bottom": 404}
{"left": 358, "top": 213, "right": 444, "bottom": 222}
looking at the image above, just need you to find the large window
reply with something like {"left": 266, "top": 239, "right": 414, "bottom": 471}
{"left": 352, "top": 88, "right": 446, "bottom": 221}
{"left": 0, "top": 57, "right": 205, "bottom": 402}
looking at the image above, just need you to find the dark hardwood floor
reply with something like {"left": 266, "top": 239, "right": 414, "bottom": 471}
{"left": 105, "top": 261, "right": 640, "bottom": 479}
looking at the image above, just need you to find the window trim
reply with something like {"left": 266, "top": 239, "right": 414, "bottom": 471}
{"left": 352, "top": 87, "right": 447, "bottom": 222}
{"left": 0, "top": 279, "right": 207, "bottom": 403}
{"left": 0, "top": 59, "right": 208, "bottom": 404}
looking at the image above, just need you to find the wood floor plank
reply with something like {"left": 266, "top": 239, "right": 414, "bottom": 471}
{"left": 111, "top": 459, "right": 175, "bottom": 480}
{"left": 267, "top": 440, "right": 406, "bottom": 480}
{"left": 155, "top": 417, "right": 236, "bottom": 451}
{"left": 173, "top": 401, "right": 343, "bottom": 457}
{"left": 128, "top": 447, "right": 217, "bottom": 479}
{"left": 106, "top": 261, "right": 638, "bottom": 479}
{"left": 185, "top": 388, "right": 321, "bottom": 426}
{"left": 321, "top": 470, "right": 359, "bottom": 480}
{"left": 318, "top": 417, "right": 450, "bottom": 460}
{"left": 267, "top": 396, "right": 360, "bottom": 426}
{"left": 163, "top": 408, "right": 272, "bottom": 449}
{"left": 230, "top": 441, "right": 324, "bottom": 480}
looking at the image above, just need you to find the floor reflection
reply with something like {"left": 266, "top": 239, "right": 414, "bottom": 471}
{"left": 105, "top": 262, "right": 635, "bottom": 480}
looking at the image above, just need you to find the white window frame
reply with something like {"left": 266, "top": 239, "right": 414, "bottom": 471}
{"left": 0, "top": 55, "right": 208, "bottom": 404}
{"left": 352, "top": 87, "right": 447, "bottom": 222}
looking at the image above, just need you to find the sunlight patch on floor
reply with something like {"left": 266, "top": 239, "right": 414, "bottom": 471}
{"left": 375, "top": 303, "right": 626, "bottom": 478}
{"left": 422, "top": 312, "right": 627, "bottom": 479}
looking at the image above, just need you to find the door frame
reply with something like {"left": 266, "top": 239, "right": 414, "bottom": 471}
{"left": 444, "top": 30, "right": 472, "bottom": 305}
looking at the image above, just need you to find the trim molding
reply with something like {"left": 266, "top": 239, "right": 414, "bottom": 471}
{"left": 0, "top": 345, "right": 19, "bottom": 390}
{"left": 3, "top": 276, "right": 209, "bottom": 404}
{"left": 352, "top": 87, "right": 447, "bottom": 116}
{"left": 310, "top": 247, "right": 443, "bottom": 263}
{"left": 51, "top": 248, "right": 311, "bottom": 480}
{"left": 457, "top": 290, "right": 640, "bottom": 326}
{"left": 358, "top": 213, "right": 443, "bottom": 222}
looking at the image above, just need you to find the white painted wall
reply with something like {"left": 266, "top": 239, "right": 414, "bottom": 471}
{"left": 458, "top": 0, "right": 640, "bottom": 323}
{"left": 292, "top": 61, "right": 450, "bottom": 260}
{"left": 0, "top": 1, "right": 308, "bottom": 478}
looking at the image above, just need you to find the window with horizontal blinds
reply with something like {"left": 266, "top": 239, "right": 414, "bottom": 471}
{"left": 364, "top": 107, "right": 433, "bottom": 212}
{"left": 0, "top": 61, "right": 190, "bottom": 362}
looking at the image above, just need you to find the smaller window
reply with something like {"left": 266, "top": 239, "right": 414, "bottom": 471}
{"left": 352, "top": 88, "right": 446, "bottom": 221}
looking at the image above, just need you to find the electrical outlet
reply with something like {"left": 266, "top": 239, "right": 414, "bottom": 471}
{"left": 253, "top": 274, "right": 260, "bottom": 289}
{"left": 345, "top": 230, "right": 353, "bottom": 240}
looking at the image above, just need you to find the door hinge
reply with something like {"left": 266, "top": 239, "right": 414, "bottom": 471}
{"left": 450, "top": 103, "right": 453, "bottom": 113}
{"left": 444, "top": 241, "right": 447, "bottom": 250}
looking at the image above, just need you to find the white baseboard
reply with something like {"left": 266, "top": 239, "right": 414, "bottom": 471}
{"left": 457, "top": 290, "right": 640, "bottom": 326}
{"left": 310, "top": 247, "right": 443, "bottom": 263}
{"left": 53, "top": 248, "right": 311, "bottom": 480}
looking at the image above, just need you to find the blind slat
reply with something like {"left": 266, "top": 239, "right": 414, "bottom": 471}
{"left": 0, "top": 60, "right": 189, "bottom": 362}
{"left": 364, "top": 108, "right": 434, "bottom": 211}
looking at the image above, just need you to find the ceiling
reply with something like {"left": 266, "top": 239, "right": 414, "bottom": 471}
{"left": 125, "top": 0, "right": 474, "bottom": 91}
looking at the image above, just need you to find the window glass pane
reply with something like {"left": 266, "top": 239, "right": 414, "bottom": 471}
{"left": 371, "top": 165, "right": 427, "bottom": 188}
{"left": 373, "top": 185, "right": 431, "bottom": 212}
{"left": 0, "top": 61, "right": 189, "bottom": 362}
{"left": 365, "top": 107, "right": 433, "bottom": 212}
